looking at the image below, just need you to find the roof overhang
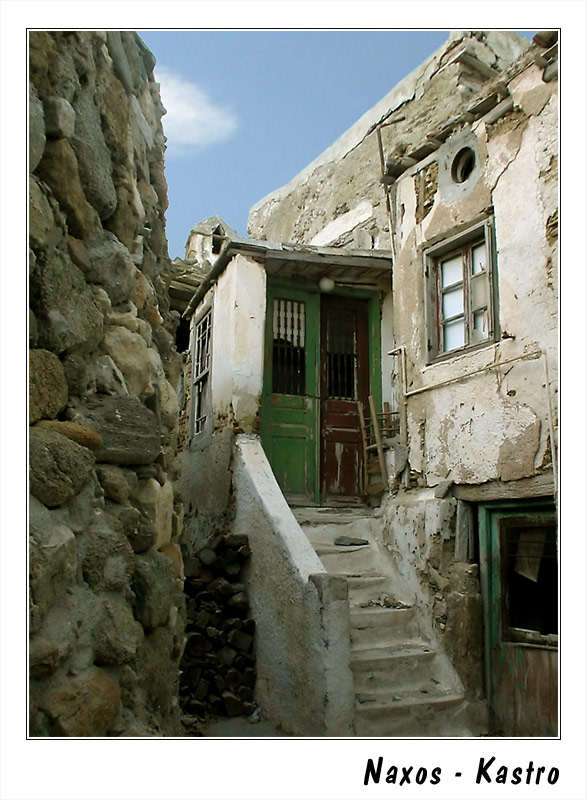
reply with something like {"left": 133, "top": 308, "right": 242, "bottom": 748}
{"left": 183, "top": 238, "right": 393, "bottom": 319}
{"left": 264, "top": 246, "right": 391, "bottom": 286}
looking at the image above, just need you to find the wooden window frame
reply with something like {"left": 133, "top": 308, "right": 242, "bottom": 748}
{"left": 190, "top": 306, "right": 212, "bottom": 438}
{"left": 424, "top": 217, "right": 497, "bottom": 363}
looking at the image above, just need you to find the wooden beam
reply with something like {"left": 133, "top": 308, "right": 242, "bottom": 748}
{"left": 369, "top": 395, "right": 388, "bottom": 489}
{"left": 265, "top": 250, "right": 391, "bottom": 271}
{"left": 452, "top": 473, "right": 555, "bottom": 502}
{"left": 357, "top": 401, "right": 369, "bottom": 496}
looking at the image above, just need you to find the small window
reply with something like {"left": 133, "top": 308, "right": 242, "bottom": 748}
{"left": 425, "top": 219, "right": 496, "bottom": 360}
{"left": 326, "top": 305, "right": 358, "bottom": 400}
{"left": 191, "top": 309, "right": 212, "bottom": 435}
{"left": 451, "top": 147, "right": 476, "bottom": 183}
{"left": 272, "top": 298, "right": 306, "bottom": 395}
{"left": 500, "top": 517, "right": 558, "bottom": 645}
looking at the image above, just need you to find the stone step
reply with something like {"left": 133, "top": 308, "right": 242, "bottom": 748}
{"left": 314, "top": 544, "right": 371, "bottom": 555}
{"left": 343, "top": 575, "right": 397, "bottom": 606}
{"left": 354, "top": 690, "right": 468, "bottom": 737}
{"left": 293, "top": 507, "right": 372, "bottom": 527}
{"left": 302, "top": 522, "right": 375, "bottom": 547}
{"left": 351, "top": 644, "right": 438, "bottom": 692}
{"left": 296, "top": 508, "right": 376, "bottom": 548}
{"left": 350, "top": 606, "right": 420, "bottom": 648}
{"left": 315, "top": 543, "right": 379, "bottom": 574}
{"left": 291, "top": 505, "right": 478, "bottom": 736}
{"left": 356, "top": 686, "right": 462, "bottom": 708}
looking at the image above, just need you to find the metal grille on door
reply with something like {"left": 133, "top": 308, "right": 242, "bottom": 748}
{"left": 272, "top": 298, "right": 306, "bottom": 395}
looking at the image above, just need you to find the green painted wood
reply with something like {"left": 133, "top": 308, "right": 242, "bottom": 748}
{"left": 260, "top": 284, "right": 320, "bottom": 503}
{"left": 478, "top": 499, "right": 557, "bottom": 736}
{"left": 260, "top": 279, "right": 383, "bottom": 505}
{"left": 367, "top": 292, "right": 383, "bottom": 413}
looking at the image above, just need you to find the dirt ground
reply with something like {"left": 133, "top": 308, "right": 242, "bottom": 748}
{"left": 201, "top": 716, "right": 289, "bottom": 737}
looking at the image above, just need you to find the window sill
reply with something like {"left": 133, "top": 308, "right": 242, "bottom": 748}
{"left": 425, "top": 338, "right": 497, "bottom": 368}
{"left": 503, "top": 629, "right": 558, "bottom": 649}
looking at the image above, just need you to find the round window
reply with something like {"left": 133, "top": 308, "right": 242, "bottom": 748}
{"left": 451, "top": 147, "right": 476, "bottom": 183}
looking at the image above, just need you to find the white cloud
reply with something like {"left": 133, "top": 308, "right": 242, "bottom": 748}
{"left": 154, "top": 66, "right": 238, "bottom": 154}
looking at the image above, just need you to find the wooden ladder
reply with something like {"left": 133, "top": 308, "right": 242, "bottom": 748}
{"left": 357, "top": 397, "right": 390, "bottom": 495}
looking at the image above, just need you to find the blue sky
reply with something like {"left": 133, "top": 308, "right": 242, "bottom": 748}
{"left": 139, "top": 30, "right": 537, "bottom": 259}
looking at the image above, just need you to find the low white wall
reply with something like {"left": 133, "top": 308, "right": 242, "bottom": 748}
{"left": 233, "top": 436, "right": 354, "bottom": 736}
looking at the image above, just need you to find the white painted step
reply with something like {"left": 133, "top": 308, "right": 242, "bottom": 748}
{"left": 344, "top": 576, "right": 398, "bottom": 606}
{"left": 291, "top": 504, "right": 482, "bottom": 737}
{"left": 350, "top": 607, "right": 420, "bottom": 648}
{"left": 294, "top": 509, "right": 375, "bottom": 547}
{"left": 293, "top": 507, "right": 373, "bottom": 526}
{"left": 351, "top": 644, "right": 438, "bottom": 693}
{"left": 354, "top": 690, "right": 471, "bottom": 737}
{"left": 302, "top": 522, "right": 375, "bottom": 548}
{"left": 314, "top": 543, "right": 379, "bottom": 574}
{"left": 356, "top": 686, "right": 462, "bottom": 708}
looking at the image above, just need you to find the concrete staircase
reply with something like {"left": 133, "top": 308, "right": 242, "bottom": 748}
{"left": 293, "top": 506, "right": 481, "bottom": 736}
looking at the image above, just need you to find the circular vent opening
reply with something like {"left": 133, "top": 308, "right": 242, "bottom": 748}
{"left": 451, "top": 147, "right": 476, "bottom": 183}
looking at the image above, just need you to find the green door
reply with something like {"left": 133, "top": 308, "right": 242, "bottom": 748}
{"left": 478, "top": 501, "right": 558, "bottom": 736}
{"left": 260, "top": 285, "right": 320, "bottom": 504}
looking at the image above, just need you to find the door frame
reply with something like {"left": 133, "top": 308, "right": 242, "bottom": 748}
{"left": 260, "top": 277, "right": 382, "bottom": 504}
{"left": 478, "top": 498, "right": 558, "bottom": 735}
{"left": 260, "top": 282, "right": 321, "bottom": 504}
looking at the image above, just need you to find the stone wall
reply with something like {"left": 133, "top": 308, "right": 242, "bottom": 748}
{"left": 29, "top": 31, "right": 185, "bottom": 736}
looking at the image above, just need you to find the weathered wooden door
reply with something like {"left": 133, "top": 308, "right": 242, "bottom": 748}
{"left": 260, "top": 286, "right": 320, "bottom": 504}
{"left": 320, "top": 295, "right": 370, "bottom": 501}
{"left": 479, "top": 502, "right": 558, "bottom": 736}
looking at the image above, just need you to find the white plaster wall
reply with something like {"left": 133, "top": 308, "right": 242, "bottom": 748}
{"left": 210, "top": 254, "right": 266, "bottom": 430}
{"left": 391, "top": 63, "right": 557, "bottom": 486}
{"left": 380, "top": 490, "right": 456, "bottom": 633}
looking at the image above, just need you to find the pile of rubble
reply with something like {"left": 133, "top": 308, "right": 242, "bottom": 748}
{"left": 180, "top": 533, "right": 256, "bottom": 723}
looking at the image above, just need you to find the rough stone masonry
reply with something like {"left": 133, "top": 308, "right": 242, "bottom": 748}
{"left": 29, "top": 31, "right": 186, "bottom": 736}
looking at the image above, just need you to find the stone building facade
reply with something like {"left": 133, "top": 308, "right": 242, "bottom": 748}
{"left": 179, "top": 30, "right": 558, "bottom": 736}
{"left": 29, "top": 31, "right": 186, "bottom": 736}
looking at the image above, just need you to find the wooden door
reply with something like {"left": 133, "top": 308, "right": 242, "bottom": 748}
{"left": 479, "top": 502, "right": 558, "bottom": 736}
{"left": 260, "top": 286, "right": 320, "bottom": 504}
{"left": 320, "top": 295, "right": 370, "bottom": 502}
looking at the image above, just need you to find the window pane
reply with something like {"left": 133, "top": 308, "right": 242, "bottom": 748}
{"left": 443, "top": 318, "right": 464, "bottom": 350}
{"left": 472, "top": 310, "right": 488, "bottom": 343}
{"left": 194, "top": 311, "right": 211, "bottom": 381}
{"left": 500, "top": 520, "right": 558, "bottom": 636}
{"left": 441, "top": 254, "right": 463, "bottom": 287}
{"left": 470, "top": 273, "right": 488, "bottom": 309}
{"left": 442, "top": 287, "right": 464, "bottom": 319}
{"left": 472, "top": 243, "right": 487, "bottom": 274}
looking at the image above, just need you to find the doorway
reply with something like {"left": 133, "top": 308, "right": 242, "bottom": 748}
{"left": 260, "top": 282, "right": 380, "bottom": 505}
{"left": 320, "top": 294, "right": 369, "bottom": 501}
{"left": 478, "top": 500, "right": 558, "bottom": 736}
